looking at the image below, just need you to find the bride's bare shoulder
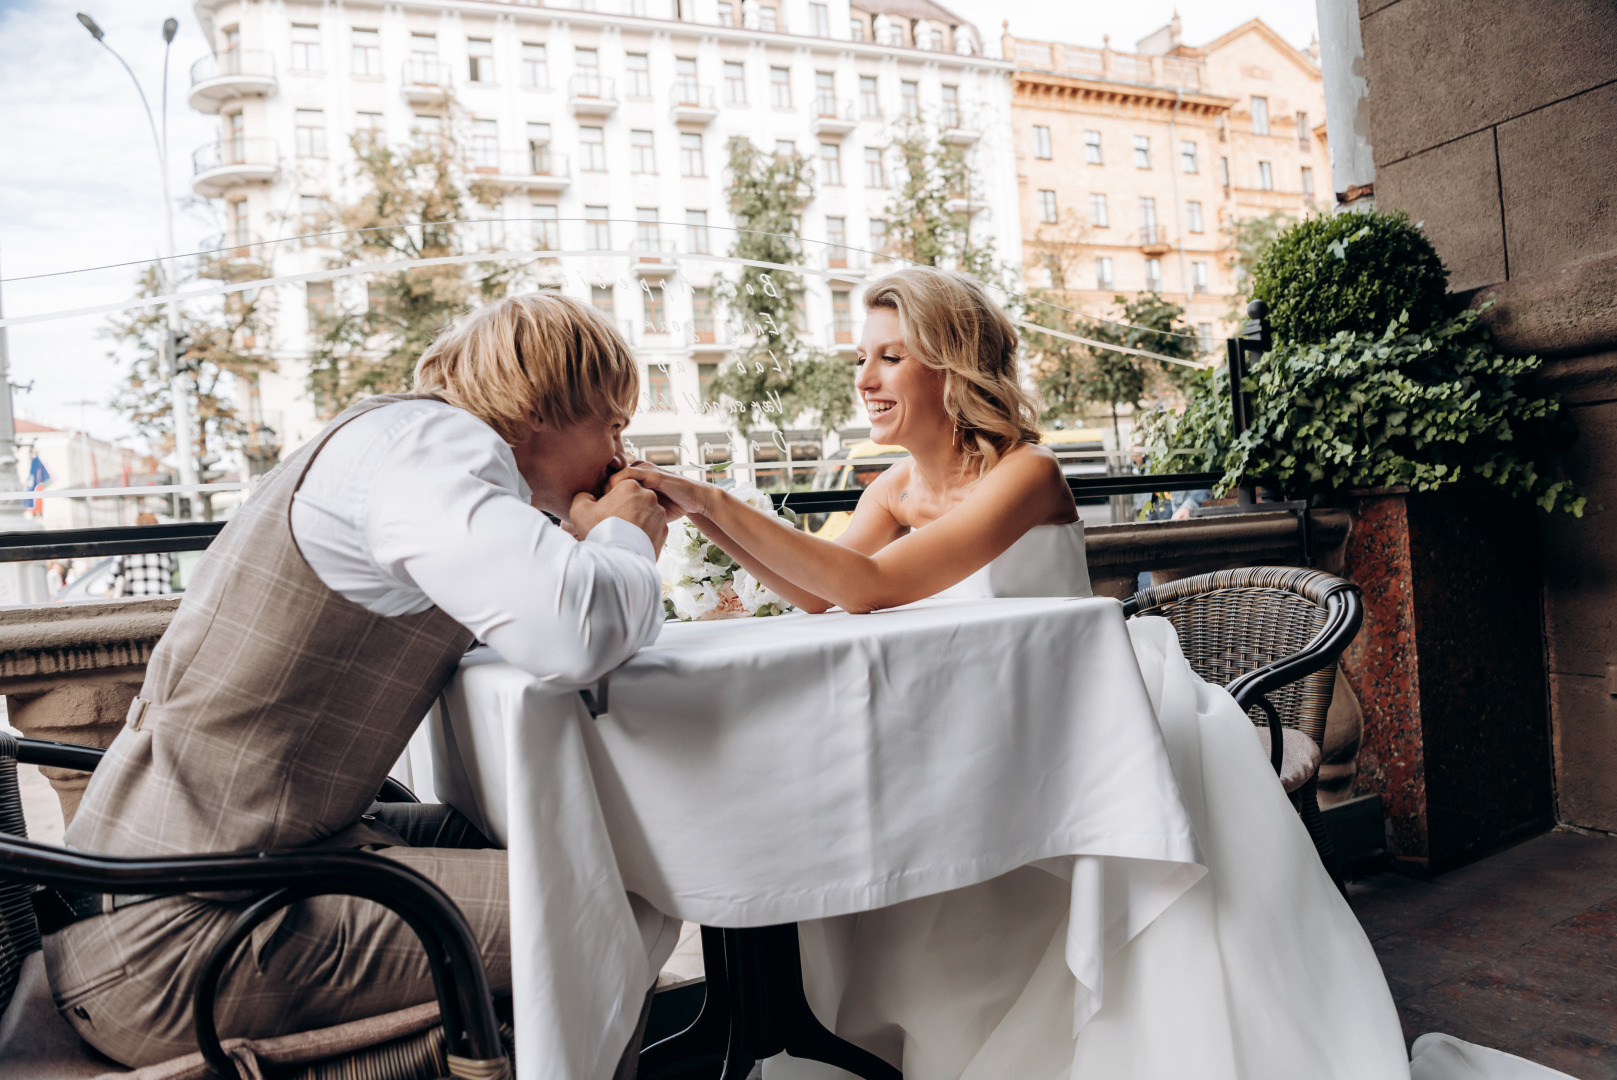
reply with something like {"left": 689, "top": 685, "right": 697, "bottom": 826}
{"left": 987, "top": 443, "right": 1077, "bottom": 521}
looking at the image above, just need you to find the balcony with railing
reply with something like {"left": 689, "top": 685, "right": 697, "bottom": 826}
{"left": 187, "top": 49, "right": 276, "bottom": 114}
{"left": 670, "top": 82, "right": 719, "bottom": 125}
{"left": 631, "top": 239, "right": 680, "bottom": 277}
{"left": 819, "top": 246, "right": 869, "bottom": 278}
{"left": 1139, "top": 225, "right": 1171, "bottom": 255}
{"left": 471, "top": 148, "right": 572, "bottom": 192}
{"left": 569, "top": 74, "right": 618, "bottom": 116}
{"left": 942, "top": 107, "right": 982, "bottom": 145}
{"left": 191, "top": 137, "right": 279, "bottom": 197}
{"left": 401, "top": 58, "right": 451, "bottom": 103}
{"left": 811, "top": 98, "right": 857, "bottom": 137}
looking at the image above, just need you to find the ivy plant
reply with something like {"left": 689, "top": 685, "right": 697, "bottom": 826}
{"left": 1148, "top": 308, "right": 1585, "bottom": 515}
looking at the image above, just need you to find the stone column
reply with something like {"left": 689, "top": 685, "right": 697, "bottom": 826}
{"left": 1312, "top": 0, "right": 1376, "bottom": 207}
{"left": 0, "top": 596, "right": 177, "bottom": 827}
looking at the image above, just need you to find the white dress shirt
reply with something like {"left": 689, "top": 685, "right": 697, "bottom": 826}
{"left": 290, "top": 399, "right": 662, "bottom": 684}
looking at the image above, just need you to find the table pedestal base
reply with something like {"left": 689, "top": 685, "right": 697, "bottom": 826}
{"left": 641, "top": 924, "right": 901, "bottom": 1080}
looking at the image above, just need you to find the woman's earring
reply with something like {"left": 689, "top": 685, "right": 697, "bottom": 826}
{"left": 952, "top": 426, "right": 963, "bottom": 451}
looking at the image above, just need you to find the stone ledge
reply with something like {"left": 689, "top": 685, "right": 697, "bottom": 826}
{"left": 1474, "top": 248, "right": 1617, "bottom": 359}
{"left": 0, "top": 596, "right": 181, "bottom": 685}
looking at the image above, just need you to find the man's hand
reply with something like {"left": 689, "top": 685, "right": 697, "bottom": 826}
{"left": 570, "top": 479, "right": 667, "bottom": 551}
{"left": 615, "top": 464, "right": 713, "bottom": 518}
{"left": 611, "top": 465, "right": 687, "bottom": 524}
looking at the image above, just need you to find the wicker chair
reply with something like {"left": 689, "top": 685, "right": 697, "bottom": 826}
{"left": 1123, "top": 567, "right": 1365, "bottom": 891}
{"left": 0, "top": 732, "right": 510, "bottom": 1080}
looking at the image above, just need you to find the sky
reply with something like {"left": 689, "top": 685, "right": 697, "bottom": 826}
{"left": 0, "top": 0, "right": 1319, "bottom": 449}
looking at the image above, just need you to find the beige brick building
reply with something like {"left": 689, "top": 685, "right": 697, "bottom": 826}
{"left": 1007, "top": 17, "right": 1329, "bottom": 355}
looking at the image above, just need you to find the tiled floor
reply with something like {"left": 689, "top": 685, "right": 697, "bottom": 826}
{"left": 1349, "top": 829, "right": 1617, "bottom": 1079}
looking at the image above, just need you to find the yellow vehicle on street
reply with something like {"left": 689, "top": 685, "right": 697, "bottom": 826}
{"left": 805, "top": 428, "right": 1110, "bottom": 539}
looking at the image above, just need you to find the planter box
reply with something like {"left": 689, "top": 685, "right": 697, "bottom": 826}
{"left": 1340, "top": 486, "right": 1553, "bottom": 872}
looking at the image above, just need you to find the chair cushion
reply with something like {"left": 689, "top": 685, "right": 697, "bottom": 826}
{"left": 1254, "top": 725, "right": 1322, "bottom": 794}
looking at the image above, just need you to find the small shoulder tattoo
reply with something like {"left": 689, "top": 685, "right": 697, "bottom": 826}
{"left": 898, "top": 489, "right": 909, "bottom": 502}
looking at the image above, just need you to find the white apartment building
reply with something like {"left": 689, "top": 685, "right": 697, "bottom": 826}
{"left": 186, "top": 0, "right": 1020, "bottom": 474}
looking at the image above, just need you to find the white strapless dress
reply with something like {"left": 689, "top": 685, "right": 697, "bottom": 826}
{"left": 766, "top": 525, "right": 1570, "bottom": 1080}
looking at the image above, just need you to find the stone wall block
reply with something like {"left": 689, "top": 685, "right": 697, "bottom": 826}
{"left": 8, "top": 673, "right": 145, "bottom": 828}
{"left": 1361, "top": 0, "right": 1617, "bottom": 165}
{"left": 1496, "top": 80, "right": 1617, "bottom": 281}
{"left": 1475, "top": 251, "right": 1617, "bottom": 360}
{"left": 1375, "top": 130, "right": 1506, "bottom": 292}
{"left": 1548, "top": 672, "right": 1617, "bottom": 832}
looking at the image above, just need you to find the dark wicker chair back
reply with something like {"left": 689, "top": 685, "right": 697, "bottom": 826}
{"left": 0, "top": 731, "right": 43, "bottom": 1017}
{"left": 1124, "top": 566, "right": 1350, "bottom": 746}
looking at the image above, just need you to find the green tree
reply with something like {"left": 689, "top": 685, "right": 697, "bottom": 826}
{"left": 708, "top": 137, "right": 857, "bottom": 442}
{"left": 883, "top": 118, "right": 998, "bottom": 280}
{"left": 307, "top": 128, "right": 516, "bottom": 410}
{"left": 1224, "top": 209, "right": 1293, "bottom": 318}
{"left": 105, "top": 256, "right": 277, "bottom": 510}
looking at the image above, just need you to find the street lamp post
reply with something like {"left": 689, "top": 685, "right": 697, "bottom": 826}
{"left": 77, "top": 12, "right": 201, "bottom": 519}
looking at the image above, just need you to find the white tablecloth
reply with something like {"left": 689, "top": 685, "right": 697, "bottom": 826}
{"left": 427, "top": 596, "right": 1205, "bottom": 1080}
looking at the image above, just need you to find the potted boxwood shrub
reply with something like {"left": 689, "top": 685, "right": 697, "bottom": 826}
{"left": 1145, "top": 209, "right": 1582, "bottom": 871}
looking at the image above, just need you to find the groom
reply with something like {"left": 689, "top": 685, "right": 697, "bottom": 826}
{"left": 43, "top": 293, "right": 673, "bottom": 1076}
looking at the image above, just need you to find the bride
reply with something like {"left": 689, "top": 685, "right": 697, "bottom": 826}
{"left": 625, "top": 267, "right": 1563, "bottom": 1080}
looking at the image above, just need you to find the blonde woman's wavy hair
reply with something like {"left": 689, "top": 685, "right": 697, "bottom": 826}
{"left": 413, "top": 292, "right": 639, "bottom": 445}
{"left": 863, "top": 267, "right": 1039, "bottom": 472}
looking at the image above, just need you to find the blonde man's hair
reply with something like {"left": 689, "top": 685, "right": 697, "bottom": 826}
{"left": 413, "top": 293, "right": 639, "bottom": 445}
{"left": 863, "top": 267, "right": 1039, "bottom": 472}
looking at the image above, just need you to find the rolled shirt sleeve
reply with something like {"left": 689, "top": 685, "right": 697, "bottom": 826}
{"left": 364, "top": 407, "right": 663, "bottom": 684}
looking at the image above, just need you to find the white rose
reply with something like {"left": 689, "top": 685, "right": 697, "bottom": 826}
{"left": 670, "top": 579, "right": 723, "bottom": 621}
{"left": 730, "top": 483, "right": 777, "bottom": 516}
{"left": 732, "top": 567, "right": 788, "bottom": 615}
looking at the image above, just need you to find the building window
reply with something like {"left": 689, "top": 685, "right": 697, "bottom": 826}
{"left": 472, "top": 119, "right": 499, "bottom": 170}
{"left": 574, "top": 47, "right": 602, "bottom": 96}
{"left": 527, "top": 122, "right": 552, "bottom": 172}
{"left": 531, "top": 202, "right": 559, "bottom": 248}
{"left": 473, "top": 216, "right": 504, "bottom": 251}
{"left": 864, "top": 146, "right": 885, "bottom": 188}
{"left": 815, "top": 71, "right": 836, "bottom": 116}
{"left": 680, "top": 132, "right": 704, "bottom": 177}
{"left": 230, "top": 198, "right": 250, "bottom": 250}
{"left": 586, "top": 206, "right": 610, "bottom": 249}
{"left": 1186, "top": 200, "right": 1203, "bottom": 233}
{"left": 1133, "top": 135, "right": 1151, "bottom": 169}
{"left": 1037, "top": 189, "right": 1058, "bottom": 224}
{"left": 758, "top": 4, "right": 779, "bottom": 31}
{"left": 1296, "top": 110, "right": 1310, "bottom": 148}
{"left": 225, "top": 109, "right": 246, "bottom": 158}
{"left": 724, "top": 61, "right": 746, "bottom": 104}
{"left": 644, "top": 290, "right": 667, "bottom": 334}
{"left": 646, "top": 364, "right": 672, "bottom": 409}
{"left": 1219, "top": 156, "right": 1230, "bottom": 187}
{"left": 675, "top": 57, "right": 699, "bottom": 102}
{"left": 831, "top": 288, "right": 853, "bottom": 342}
{"left": 1251, "top": 95, "right": 1269, "bottom": 135}
{"left": 636, "top": 209, "right": 661, "bottom": 255}
{"left": 1095, "top": 257, "right": 1113, "bottom": 289}
{"left": 775, "top": 139, "right": 796, "bottom": 158}
{"left": 351, "top": 29, "right": 381, "bottom": 76}
{"left": 869, "top": 218, "right": 888, "bottom": 255}
{"left": 692, "top": 289, "right": 716, "bottom": 341}
{"left": 849, "top": 18, "right": 865, "bottom": 41}
{"left": 630, "top": 129, "right": 656, "bottom": 173}
{"left": 717, "top": 1, "right": 736, "bottom": 27}
{"left": 306, "top": 280, "right": 334, "bottom": 327}
{"left": 521, "top": 43, "right": 548, "bottom": 88}
{"left": 291, "top": 24, "right": 322, "bottom": 72}
{"left": 626, "top": 53, "right": 651, "bottom": 98}
{"left": 1301, "top": 166, "right": 1315, "bottom": 197}
{"left": 467, "top": 38, "right": 494, "bottom": 83}
{"left": 825, "top": 216, "right": 847, "bottom": 267}
{"left": 901, "top": 80, "right": 919, "bottom": 118}
{"left": 1089, "top": 192, "right": 1108, "bottom": 227}
{"left": 1032, "top": 125, "right": 1052, "bottom": 160}
{"left": 1197, "top": 322, "right": 1214, "bottom": 354}
{"left": 581, "top": 127, "right": 606, "bottom": 171}
{"left": 295, "top": 109, "right": 327, "bottom": 158}
{"left": 411, "top": 113, "right": 442, "bottom": 149}
{"left": 1180, "top": 140, "right": 1198, "bottom": 173}
{"left": 1191, "top": 261, "right": 1208, "bottom": 294}
{"left": 770, "top": 66, "right": 792, "bottom": 109}
{"left": 809, "top": 2, "right": 830, "bottom": 36}
{"left": 1258, "top": 160, "right": 1273, "bottom": 190}
{"left": 1138, "top": 196, "right": 1159, "bottom": 244}
{"left": 591, "top": 285, "right": 615, "bottom": 317}
{"left": 941, "top": 85, "right": 960, "bottom": 127}
{"left": 686, "top": 210, "right": 710, "bottom": 254}
{"left": 1084, "top": 130, "right": 1102, "bottom": 165}
{"left": 859, "top": 75, "right": 879, "bottom": 117}
{"left": 819, "top": 142, "right": 842, "bottom": 186}
{"left": 1145, "top": 258, "right": 1163, "bottom": 291}
{"left": 408, "top": 33, "right": 437, "bottom": 83}
{"left": 355, "top": 111, "right": 384, "bottom": 149}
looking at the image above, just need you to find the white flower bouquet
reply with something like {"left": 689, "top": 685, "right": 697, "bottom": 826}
{"left": 660, "top": 484, "right": 794, "bottom": 621}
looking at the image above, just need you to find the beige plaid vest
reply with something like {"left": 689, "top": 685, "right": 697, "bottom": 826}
{"left": 67, "top": 395, "right": 477, "bottom": 858}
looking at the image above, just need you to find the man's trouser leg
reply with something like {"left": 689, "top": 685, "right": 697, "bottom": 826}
{"left": 43, "top": 805, "right": 509, "bottom": 1068}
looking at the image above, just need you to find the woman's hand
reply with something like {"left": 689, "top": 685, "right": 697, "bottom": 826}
{"left": 617, "top": 464, "right": 714, "bottom": 518}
